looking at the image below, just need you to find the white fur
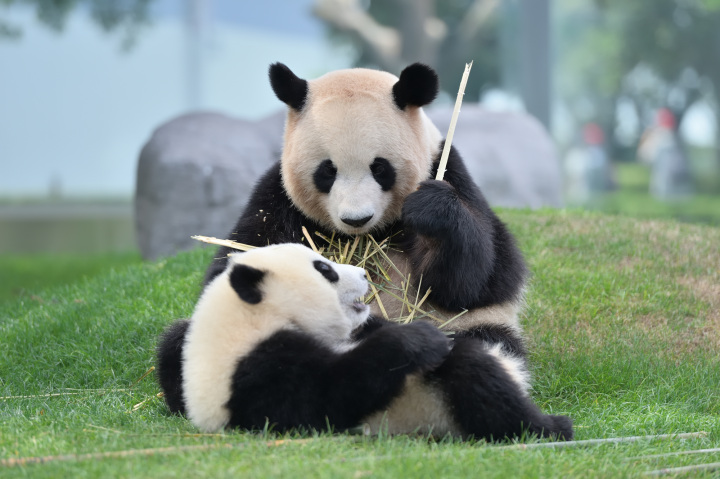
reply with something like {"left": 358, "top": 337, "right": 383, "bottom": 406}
{"left": 363, "top": 373, "right": 463, "bottom": 437}
{"left": 486, "top": 344, "right": 531, "bottom": 395}
{"left": 182, "top": 244, "right": 369, "bottom": 432}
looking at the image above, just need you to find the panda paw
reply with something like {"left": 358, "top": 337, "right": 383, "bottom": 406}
{"left": 402, "top": 180, "right": 463, "bottom": 238}
{"left": 397, "top": 321, "right": 452, "bottom": 371}
{"left": 548, "top": 415, "right": 574, "bottom": 441}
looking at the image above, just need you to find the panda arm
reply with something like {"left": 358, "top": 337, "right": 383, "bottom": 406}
{"left": 323, "top": 321, "right": 449, "bottom": 428}
{"left": 203, "top": 162, "right": 323, "bottom": 286}
{"left": 350, "top": 315, "right": 394, "bottom": 341}
{"left": 227, "top": 330, "right": 340, "bottom": 432}
{"left": 227, "top": 322, "right": 449, "bottom": 432}
{"left": 401, "top": 144, "right": 527, "bottom": 311}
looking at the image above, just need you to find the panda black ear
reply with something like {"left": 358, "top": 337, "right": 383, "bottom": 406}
{"left": 229, "top": 264, "right": 265, "bottom": 305}
{"left": 392, "top": 63, "right": 439, "bottom": 110}
{"left": 269, "top": 62, "right": 308, "bottom": 112}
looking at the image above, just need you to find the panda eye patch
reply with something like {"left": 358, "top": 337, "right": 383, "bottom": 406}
{"left": 313, "top": 260, "right": 339, "bottom": 283}
{"left": 313, "top": 159, "right": 337, "bottom": 194}
{"left": 370, "top": 157, "right": 396, "bottom": 191}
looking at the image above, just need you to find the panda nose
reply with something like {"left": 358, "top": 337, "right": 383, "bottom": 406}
{"left": 341, "top": 215, "right": 373, "bottom": 227}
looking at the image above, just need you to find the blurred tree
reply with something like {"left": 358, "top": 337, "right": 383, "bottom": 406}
{"left": 0, "top": 0, "right": 154, "bottom": 47}
{"left": 312, "top": 0, "right": 501, "bottom": 100}
{"left": 557, "top": 0, "right": 720, "bottom": 159}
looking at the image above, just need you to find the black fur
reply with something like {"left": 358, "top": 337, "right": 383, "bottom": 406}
{"left": 229, "top": 264, "right": 266, "bottom": 304}
{"left": 269, "top": 62, "right": 308, "bottom": 111}
{"left": 432, "top": 337, "right": 573, "bottom": 441}
{"left": 313, "top": 159, "right": 337, "bottom": 193}
{"left": 392, "top": 63, "right": 439, "bottom": 110}
{"left": 341, "top": 215, "right": 373, "bottom": 228}
{"left": 401, "top": 142, "right": 528, "bottom": 311}
{"left": 351, "top": 315, "right": 393, "bottom": 342}
{"left": 313, "top": 260, "right": 339, "bottom": 283}
{"left": 452, "top": 324, "right": 527, "bottom": 358}
{"left": 226, "top": 321, "right": 450, "bottom": 432}
{"left": 156, "top": 319, "right": 190, "bottom": 415}
{"left": 370, "top": 157, "right": 396, "bottom": 191}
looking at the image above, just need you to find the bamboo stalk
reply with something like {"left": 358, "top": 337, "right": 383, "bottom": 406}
{"left": 191, "top": 235, "right": 256, "bottom": 251}
{"left": 0, "top": 439, "right": 315, "bottom": 468}
{"left": 1, "top": 389, "right": 130, "bottom": 400}
{"left": 301, "top": 226, "right": 319, "bottom": 253}
{"left": 130, "top": 366, "right": 155, "bottom": 388}
{"left": 367, "top": 278, "right": 389, "bottom": 320}
{"left": 628, "top": 448, "right": 720, "bottom": 461}
{"left": 644, "top": 462, "right": 720, "bottom": 476}
{"left": 436, "top": 61, "right": 473, "bottom": 182}
{"left": 497, "top": 432, "right": 708, "bottom": 451}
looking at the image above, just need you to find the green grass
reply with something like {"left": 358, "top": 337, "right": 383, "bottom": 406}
{"left": 1, "top": 211, "right": 719, "bottom": 477}
{"left": 0, "top": 252, "right": 142, "bottom": 302}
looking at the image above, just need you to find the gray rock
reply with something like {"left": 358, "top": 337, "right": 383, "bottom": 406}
{"left": 427, "top": 106, "right": 563, "bottom": 208}
{"left": 135, "top": 111, "right": 279, "bottom": 260}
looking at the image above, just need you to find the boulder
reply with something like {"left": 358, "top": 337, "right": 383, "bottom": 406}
{"left": 135, "top": 111, "right": 281, "bottom": 260}
{"left": 427, "top": 105, "right": 563, "bottom": 208}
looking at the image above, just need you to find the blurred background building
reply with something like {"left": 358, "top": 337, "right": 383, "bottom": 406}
{"left": 1, "top": 0, "right": 719, "bottom": 260}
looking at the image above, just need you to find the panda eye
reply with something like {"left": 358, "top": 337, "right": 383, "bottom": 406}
{"left": 313, "top": 260, "right": 339, "bottom": 283}
{"left": 313, "top": 159, "right": 337, "bottom": 194}
{"left": 370, "top": 157, "right": 396, "bottom": 192}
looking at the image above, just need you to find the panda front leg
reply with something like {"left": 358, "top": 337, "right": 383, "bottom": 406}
{"left": 402, "top": 179, "right": 496, "bottom": 311}
{"left": 325, "top": 321, "right": 451, "bottom": 429}
{"left": 401, "top": 144, "right": 527, "bottom": 314}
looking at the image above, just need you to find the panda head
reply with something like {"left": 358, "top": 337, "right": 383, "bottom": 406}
{"left": 270, "top": 62, "right": 443, "bottom": 235}
{"left": 198, "top": 243, "right": 370, "bottom": 348}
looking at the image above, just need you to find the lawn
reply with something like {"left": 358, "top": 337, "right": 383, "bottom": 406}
{"left": 0, "top": 252, "right": 142, "bottom": 303}
{"left": 1, "top": 210, "right": 719, "bottom": 477}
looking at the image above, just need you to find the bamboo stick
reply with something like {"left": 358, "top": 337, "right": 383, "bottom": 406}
{"left": 436, "top": 61, "right": 473, "bottom": 182}
{"left": 191, "top": 235, "right": 256, "bottom": 251}
{"left": 644, "top": 462, "right": 720, "bottom": 476}
{"left": 0, "top": 439, "right": 315, "bottom": 468}
{"left": 628, "top": 448, "right": 720, "bottom": 461}
{"left": 497, "top": 432, "right": 708, "bottom": 451}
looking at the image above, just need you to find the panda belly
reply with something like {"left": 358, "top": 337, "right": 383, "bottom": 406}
{"left": 371, "top": 250, "right": 524, "bottom": 332}
{"left": 361, "top": 373, "right": 462, "bottom": 437}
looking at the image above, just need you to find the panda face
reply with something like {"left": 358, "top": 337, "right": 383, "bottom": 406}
{"left": 227, "top": 244, "right": 370, "bottom": 345}
{"left": 311, "top": 157, "right": 397, "bottom": 232}
{"left": 277, "top": 66, "right": 443, "bottom": 236}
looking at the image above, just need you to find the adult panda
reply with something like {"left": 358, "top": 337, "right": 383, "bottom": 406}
{"left": 157, "top": 243, "right": 572, "bottom": 440}
{"left": 204, "top": 62, "right": 528, "bottom": 340}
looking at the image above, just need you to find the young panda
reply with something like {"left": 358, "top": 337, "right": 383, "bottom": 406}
{"left": 204, "top": 62, "right": 528, "bottom": 341}
{"left": 157, "top": 244, "right": 573, "bottom": 440}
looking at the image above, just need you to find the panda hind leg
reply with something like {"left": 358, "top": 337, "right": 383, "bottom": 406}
{"left": 156, "top": 319, "right": 190, "bottom": 415}
{"left": 433, "top": 338, "right": 573, "bottom": 442}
